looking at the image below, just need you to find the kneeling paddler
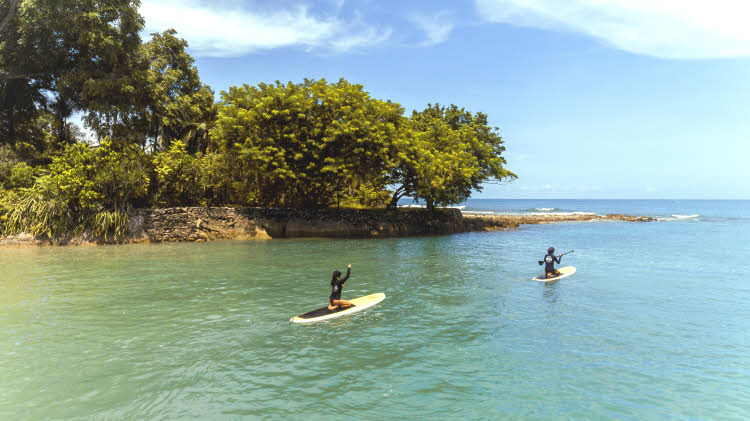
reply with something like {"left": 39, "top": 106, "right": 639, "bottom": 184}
{"left": 328, "top": 264, "right": 352, "bottom": 310}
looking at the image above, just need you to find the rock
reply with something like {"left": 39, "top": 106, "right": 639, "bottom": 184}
{"left": 1, "top": 207, "right": 654, "bottom": 248}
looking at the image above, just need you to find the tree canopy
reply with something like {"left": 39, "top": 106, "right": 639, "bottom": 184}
{"left": 212, "top": 78, "right": 404, "bottom": 207}
{"left": 389, "top": 104, "right": 516, "bottom": 210}
{"left": 0, "top": 1, "right": 516, "bottom": 239}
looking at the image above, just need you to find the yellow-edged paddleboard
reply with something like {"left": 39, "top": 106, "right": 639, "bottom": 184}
{"left": 290, "top": 293, "right": 386, "bottom": 324}
{"left": 532, "top": 266, "right": 576, "bottom": 282}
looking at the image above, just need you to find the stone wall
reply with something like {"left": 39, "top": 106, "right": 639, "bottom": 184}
{"left": 129, "top": 207, "right": 479, "bottom": 242}
{"left": 0, "top": 207, "right": 653, "bottom": 247}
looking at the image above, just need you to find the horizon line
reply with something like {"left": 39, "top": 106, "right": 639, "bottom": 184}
{"left": 467, "top": 198, "right": 750, "bottom": 200}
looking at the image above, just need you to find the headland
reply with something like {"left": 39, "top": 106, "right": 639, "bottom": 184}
{"left": 0, "top": 207, "right": 654, "bottom": 248}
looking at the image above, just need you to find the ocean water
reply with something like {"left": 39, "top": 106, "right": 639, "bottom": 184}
{"left": 1, "top": 200, "right": 749, "bottom": 419}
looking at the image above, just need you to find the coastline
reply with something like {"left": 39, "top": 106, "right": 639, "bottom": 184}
{"left": 0, "top": 207, "right": 655, "bottom": 249}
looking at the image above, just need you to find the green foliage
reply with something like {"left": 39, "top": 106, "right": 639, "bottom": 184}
{"left": 212, "top": 78, "right": 404, "bottom": 207}
{"left": 152, "top": 140, "right": 204, "bottom": 206}
{"left": 8, "top": 162, "right": 34, "bottom": 188}
{"left": 91, "top": 209, "right": 130, "bottom": 241}
{"left": 390, "top": 104, "right": 516, "bottom": 211}
{"left": 3, "top": 175, "right": 79, "bottom": 238}
{"left": 340, "top": 183, "right": 393, "bottom": 208}
{"left": 1, "top": 0, "right": 517, "bottom": 235}
{"left": 0, "top": 144, "right": 19, "bottom": 186}
{"left": 49, "top": 140, "right": 151, "bottom": 210}
{"left": 1, "top": 140, "right": 149, "bottom": 239}
{"left": 84, "top": 29, "right": 215, "bottom": 150}
{"left": 1, "top": 0, "right": 144, "bottom": 147}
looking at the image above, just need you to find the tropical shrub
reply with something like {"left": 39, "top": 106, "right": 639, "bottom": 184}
{"left": 2, "top": 140, "right": 150, "bottom": 239}
{"left": 152, "top": 140, "right": 203, "bottom": 206}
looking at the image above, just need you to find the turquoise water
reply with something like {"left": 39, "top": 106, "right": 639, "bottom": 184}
{"left": 2, "top": 200, "right": 749, "bottom": 419}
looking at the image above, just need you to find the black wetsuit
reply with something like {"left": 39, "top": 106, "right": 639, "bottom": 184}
{"left": 329, "top": 268, "right": 351, "bottom": 303}
{"left": 544, "top": 253, "right": 561, "bottom": 276}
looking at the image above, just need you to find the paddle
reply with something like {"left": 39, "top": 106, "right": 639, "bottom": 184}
{"left": 538, "top": 250, "right": 574, "bottom": 265}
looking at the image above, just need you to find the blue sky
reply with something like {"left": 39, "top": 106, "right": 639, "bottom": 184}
{"left": 140, "top": 0, "right": 750, "bottom": 199}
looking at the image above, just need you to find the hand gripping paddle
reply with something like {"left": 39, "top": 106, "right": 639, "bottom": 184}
{"left": 538, "top": 250, "right": 574, "bottom": 265}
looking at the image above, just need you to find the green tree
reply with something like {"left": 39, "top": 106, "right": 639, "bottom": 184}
{"left": 389, "top": 104, "right": 516, "bottom": 211}
{"left": 212, "top": 78, "right": 404, "bottom": 208}
{"left": 152, "top": 140, "right": 206, "bottom": 206}
{"left": 1, "top": 0, "right": 144, "bottom": 146}
{"left": 84, "top": 29, "right": 215, "bottom": 150}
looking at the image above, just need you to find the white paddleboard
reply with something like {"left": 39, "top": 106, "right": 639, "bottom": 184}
{"left": 532, "top": 266, "right": 576, "bottom": 282}
{"left": 290, "top": 293, "right": 386, "bottom": 323}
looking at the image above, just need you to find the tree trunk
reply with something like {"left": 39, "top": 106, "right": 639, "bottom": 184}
{"left": 0, "top": 0, "right": 22, "bottom": 35}
{"left": 425, "top": 198, "right": 435, "bottom": 213}
{"left": 8, "top": 105, "right": 15, "bottom": 144}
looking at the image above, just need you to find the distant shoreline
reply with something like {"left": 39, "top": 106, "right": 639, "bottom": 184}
{"left": 0, "top": 207, "right": 655, "bottom": 249}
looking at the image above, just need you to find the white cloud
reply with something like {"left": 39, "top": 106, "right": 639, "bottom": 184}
{"left": 330, "top": 26, "right": 394, "bottom": 52}
{"left": 646, "top": 186, "right": 657, "bottom": 192}
{"left": 140, "top": 0, "right": 391, "bottom": 57}
{"left": 411, "top": 11, "right": 455, "bottom": 46}
{"left": 475, "top": 0, "right": 750, "bottom": 58}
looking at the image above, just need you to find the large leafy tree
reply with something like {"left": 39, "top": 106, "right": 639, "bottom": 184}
{"left": 390, "top": 104, "right": 516, "bottom": 211}
{"left": 84, "top": 29, "right": 215, "bottom": 150}
{"left": 0, "top": 0, "right": 144, "bottom": 147}
{"left": 212, "top": 78, "right": 404, "bottom": 207}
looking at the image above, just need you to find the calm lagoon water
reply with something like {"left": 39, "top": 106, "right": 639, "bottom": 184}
{"left": 1, "top": 200, "right": 749, "bottom": 419}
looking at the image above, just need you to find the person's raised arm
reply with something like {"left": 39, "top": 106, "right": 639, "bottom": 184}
{"left": 338, "top": 264, "right": 351, "bottom": 284}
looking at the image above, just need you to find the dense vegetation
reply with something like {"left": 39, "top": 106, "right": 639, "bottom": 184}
{"left": 0, "top": 0, "right": 515, "bottom": 240}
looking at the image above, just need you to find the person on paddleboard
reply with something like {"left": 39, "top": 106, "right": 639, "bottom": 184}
{"left": 544, "top": 247, "right": 562, "bottom": 278}
{"left": 328, "top": 264, "right": 352, "bottom": 310}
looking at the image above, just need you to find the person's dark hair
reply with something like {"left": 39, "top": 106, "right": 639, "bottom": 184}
{"left": 548, "top": 247, "right": 555, "bottom": 254}
{"left": 331, "top": 270, "right": 342, "bottom": 286}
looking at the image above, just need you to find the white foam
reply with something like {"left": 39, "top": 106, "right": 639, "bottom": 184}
{"left": 463, "top": 211, "right": 599, "bottom": 216}
{"left": 535, "top": 208, "right": 554, "bottom": 211}
{"left": 672, "top": 214, "right": 699, "bottom": 219}
{"left": 399, "top": 204, "right": 466, "bottom": 209}
{"left": 527, "top": 212, "right": 599, "bottom": 216}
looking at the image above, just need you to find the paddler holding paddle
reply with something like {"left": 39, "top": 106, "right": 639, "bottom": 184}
{"left": 539, "top": 247, "right": 573, "bottom": 279}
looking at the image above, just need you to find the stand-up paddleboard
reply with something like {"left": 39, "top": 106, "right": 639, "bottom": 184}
{"left": 532, "top": 266, "right": 576, "bottom": 282}
{"left": 290, "top": 293, "right": 386, "bottom": 323}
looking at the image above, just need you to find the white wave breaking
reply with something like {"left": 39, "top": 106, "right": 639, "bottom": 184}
{"left": 463, "top": 211, "right": 600, "bottom": 217}
{"left": 399, "top": 204, "right": 466, "bottom": 210}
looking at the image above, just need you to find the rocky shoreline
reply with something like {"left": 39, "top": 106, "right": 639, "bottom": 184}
{"left": 0, "top": 207, "right": 655, "bottom": 248}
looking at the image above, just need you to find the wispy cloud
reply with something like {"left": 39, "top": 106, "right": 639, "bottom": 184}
{"left": 475, "top": 0, "right": 750, "bottom": 59}
{"left": 411, "top": 11, "right": 455, "bottom": 47}
{"left": 140, "top": 0, "right": 391, "bottom": 57}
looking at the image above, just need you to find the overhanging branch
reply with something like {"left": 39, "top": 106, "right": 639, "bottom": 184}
{"left": 0, "top": 71, "right": 40, "bottom": 80}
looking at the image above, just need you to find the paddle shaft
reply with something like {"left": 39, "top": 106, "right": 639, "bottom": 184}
{"left": 537, "top": 250, "right": 574, "bottom": 265}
